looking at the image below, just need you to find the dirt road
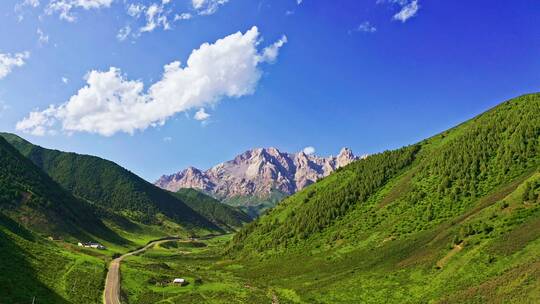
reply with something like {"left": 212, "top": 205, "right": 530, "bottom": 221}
{"left": 103, "top": 237, "right": 181, "bottom": 304}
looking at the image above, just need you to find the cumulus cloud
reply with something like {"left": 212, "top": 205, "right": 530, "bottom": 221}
{"left": 192, "top": 0, "right": 228, "bottom": 15}
{"left": 393, "top": 0, "right": 419, "bottom": 22}
{"left": 46, "top": 0, "right": 113, "bottom": 22}
{"left": 17, "top": 27, "right": 287, "bottom": 137}
{"left": 16, "top": 106, "right": 57, "bottom": 136}
{"left": 194, "top": 108, "right": 210, "bottom": 121}
{"left": 0, "top": 52, "right": 30, "bottom": 80}
{"left": 303, "top": 146, "right": 316, "bottom": 155}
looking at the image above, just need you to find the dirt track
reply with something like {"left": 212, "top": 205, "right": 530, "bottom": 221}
{"left": 103, "top": 237, "right": 181, "bottom": 304}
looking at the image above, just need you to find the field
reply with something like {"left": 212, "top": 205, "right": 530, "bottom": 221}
{"left": 120, "top": 235, "right": 273, "bottom": 303}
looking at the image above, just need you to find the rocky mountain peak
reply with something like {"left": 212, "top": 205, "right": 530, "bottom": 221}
{"left": 336, "top": 147, "right": 356, "bottom": 168}
{"left": 155, "top": 147, "right": 360, "bottom": 202}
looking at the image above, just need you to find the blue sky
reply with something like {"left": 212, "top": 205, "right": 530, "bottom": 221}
{"left": 1, "top": 0, "right": 539, "bottom": 181}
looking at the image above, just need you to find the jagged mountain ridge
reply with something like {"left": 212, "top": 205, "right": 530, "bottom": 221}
{"left": 155, "top": 147, "right": 360, "bottom": 200}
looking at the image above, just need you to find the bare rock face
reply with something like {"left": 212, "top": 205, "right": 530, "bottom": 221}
{"left": 155, "top": 147, "right": 359, "bottom": 202}
{"left": 155, "top": 167, "right": 215, "bottom": 193}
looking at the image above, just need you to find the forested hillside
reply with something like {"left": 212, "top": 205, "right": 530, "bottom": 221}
{"left": 0, "top": 136, "right": 125, "bottom": 303}
{"left": 1, "top": 133, "right": 219, "bottom": 231}
{"left": 0, "top": 136, "right": 125, "bottom": 242}
{"left": 173, "top": 188, "right": 251, "bottom": 231}
{"left": 225, "top": 93, "right": 540, "bottom": 303}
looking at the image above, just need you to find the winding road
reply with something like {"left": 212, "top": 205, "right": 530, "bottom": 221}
{"left": 103, "top": 237, "right": 181, "bottom": 304}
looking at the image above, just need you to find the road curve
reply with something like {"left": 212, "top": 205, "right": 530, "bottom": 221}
{"left": 103, "top": 237, "right": 181, "bottom": 304}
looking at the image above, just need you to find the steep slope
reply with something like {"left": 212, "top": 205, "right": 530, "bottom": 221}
{"left": 0, "top": 136, "right": 126, "bottom": 242}
{"left": 0, "top": 133, "right": 219, "bottom": 231}
{"left": 0, "top": 135, "right": 129, "bottom": 303}
{"left": 227, "top": 93, "right": 540, "bottom": 303}
{"left": 173, "top": 189, "right": 251, "bottom": 231}
{"left": 0, "top": 214, "right": 106, "bottom": 304}
{"left": 156, "top": 147, "right": 360, "bottom": 216}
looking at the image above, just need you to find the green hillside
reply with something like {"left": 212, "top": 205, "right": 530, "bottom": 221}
{"left": 1, "top": 133, "right": 220, "bottom": 231}
{"left": 0, "top": 136, "right": 128, "bottom": 243}
{"left": 223, "top": 190, "right": 288, "bottom": 218}
{"left": 0, "top": 136, "right": 129, "bottom": 303}
{"left": 173, "top": 188, "right": 251, "bottom": 231}
{"left": 223, "top": 93, "right": 540, "bottom": 302}
{"left": 2, "top": 93, "right": 539, "bottom": 304}
{"left": 0, "top": 214, "right": 107, "bottom": 304}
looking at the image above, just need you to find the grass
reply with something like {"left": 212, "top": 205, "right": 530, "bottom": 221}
{"left": 118, "top": 172, "right": 540, "bottom": 304}
{"left": 0, "top": 211, "right": 201, "bottom": 304}
{"left": 0, "top": 220, "right": 106, "bottom": 304}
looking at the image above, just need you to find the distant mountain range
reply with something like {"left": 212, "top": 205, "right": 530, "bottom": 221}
{"left": 155, "top": 147, "right": 362, "bottom": 217}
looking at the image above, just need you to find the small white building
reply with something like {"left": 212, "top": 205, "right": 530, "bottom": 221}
{"left": 173, "top": 278, "right": 187, "bottom": 286}
{"left": 78, "top": 242, "right": 106, "bottom": 250}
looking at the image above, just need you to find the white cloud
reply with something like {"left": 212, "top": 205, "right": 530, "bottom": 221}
{"left": 297, "top": 0, "right": 303, "bottom": 4}
{"left": 46, "top": 0, "right": 113, "bottom": 22}
{"left": 384, "top": 0, "right": 419, "bottom": 23}
{"left": 174, "top": 13, "right": 192, "bottom": 21}
{"left": 192, "top": 0, "right": 228, "bottom": 15}
{"left": 163, "top": 136, "right": 173, "bottom": 142}
{"left": 393, "top": 0, "right": 419, "bottom": 22}
{"left": 0, "top": 52, "right": 30, "bottom": 80}
{"left": 123, "top": 1, "right": 176, "bottom": 37}
{"left": 260, "top": 35, "right": 288, "bottom": 63}
{"left": 37, "top": 28, "right": 49, "bottom": 45}
{"left": 127, "top": 3, "right": 144, "bottom": 17}
{"left": 303, "top": 146, "right": 315, "bottom": 155}
{"left": 17, "top": 27, "right": 287, "bottom": 137}
{"left": 62, "top": 77, "right": 69, "bottom": 84}
{"left": 377, "top": 0, "right": 420, "bottom": 23}
{"left": 16, "top": 106, "right": 57, "bottom": 136}
{"left": 194, "top": 108, "right": 210, "bottom": 121}
{"left": 117, "top": 25, "right": 132, "bottom": 41}
{"left": 140, "top": 2, "right": 170, "bottom": 33}
{"left": 354, "top": 21, "right": 377, "bottom": 33}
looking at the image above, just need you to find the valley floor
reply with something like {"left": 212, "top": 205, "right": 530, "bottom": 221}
{"left": 120, "top": 226, "right": 540, "bottom": 304}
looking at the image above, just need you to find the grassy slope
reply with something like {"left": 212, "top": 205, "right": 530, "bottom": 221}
{"left": 0, "top": 215, "right": 107, "bottom": 304}
{"left": 173, "top": 189, "right": 251, "bottom": 231}
{"left": 220, "top": 93, "right": 540, "bottom": 303}
{"left": 1, "top": 133, "right": 220, "bottom": 232}
{"left": 98, "top": 93, "right": 540, "bottom": 304}
{"left": 0, "top": 136, "right": 124, "bottom": 303}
